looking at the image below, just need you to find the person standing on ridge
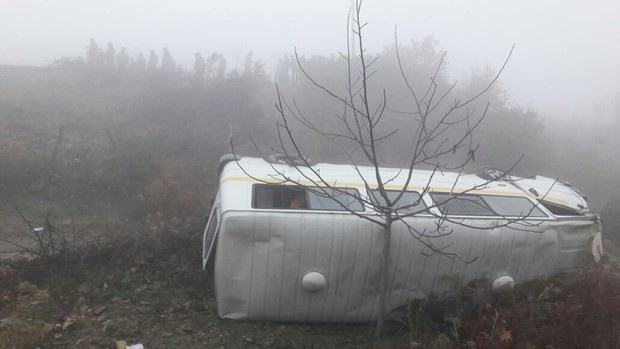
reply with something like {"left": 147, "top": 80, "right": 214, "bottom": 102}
{"left": 104, "top": 42, "right": 116, "bottom": 67}
{"left": 147, "top": 50, "right": 158, "bottom": 72}
{"left": 194, "top": 52, "right": 206, "bottom": 78}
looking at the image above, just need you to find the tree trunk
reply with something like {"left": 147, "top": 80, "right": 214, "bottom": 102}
{"left": 375, "top": 214, "right": 392, "bottom": 336}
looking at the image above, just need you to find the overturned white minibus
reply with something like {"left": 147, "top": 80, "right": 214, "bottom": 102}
{"left": 202, "top": 155, "right": 602, "bottom": 322}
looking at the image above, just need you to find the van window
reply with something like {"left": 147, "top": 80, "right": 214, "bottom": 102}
{"left": 431, "top": 192, "right": 548, "bottom": 218}
{"left": 538, "top": 200, "right": 584, "bottom": 216}
{"left": 306, "top": 187, "right": 364, "bottom": 211}
{"left": 431, "top": 193, "right": 494, "bottom": 216}
{"left": 253, "top": 184, "right": 306, "bottom": 209}
{"left": 369, "top": 190, "right": 427, "bottom": 214}
{"left": 253, "top": 184, "right": 364, "bottom": 211}
{"left": 482, "top": 195, "right": 547, "bottom": 217}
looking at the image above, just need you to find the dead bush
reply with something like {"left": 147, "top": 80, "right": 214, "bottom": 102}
{"left": 462, "top": 264, "right": 620, "bottom": 349}
{"left": 0, "top": 205, "right": 109, "bottom": 273}
{"left": 0, "top": 320, "right": 52, "bottom": 349}
{"left": 135, "top": 165, "right": 204, "bottom": 224}
{"left": 0, "top": 138, "right": 46, "bottom": 194}
{"left": 0, "top": 265, "right": 22, "bottom": 311}
{"left": 0, "top": 281, "right": 53, "bottom": 349}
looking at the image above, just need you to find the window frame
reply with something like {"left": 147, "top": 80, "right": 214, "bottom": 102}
{"left": 430, "top": 192, "right": 494, "bottom": 216}
{"left": 430, "top": 192, "right": 548, "bottom": 219}
{"left": 251, "top": 183, "right": 365, "bottom": 212}
{"left": 538, "top": 200, "right": 585, "bottom": 217}
{"left": 367, "top": 189, "right": 430, "bottom": 216}
{"left": 202, "top": 200, "right": 220, "bottom": 271}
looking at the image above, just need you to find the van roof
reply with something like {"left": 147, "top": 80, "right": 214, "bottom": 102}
{"left": 219, "top": 155, "right": 589, "bottom": 212}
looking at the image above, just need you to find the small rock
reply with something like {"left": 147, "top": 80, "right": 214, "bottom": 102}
{"left": 101, "top": 321, "right": 112, "bottom": 333}
{"left": 62, "top": 316, "right": 77, "bottom": 330}
{"left": 74, "top": 295, "right": 87, "bottom": 309}
{"left": 93, "top": 306, "right": 107, "bottom": 315}
{"left": 0, "top": 317, "right": 14, "bottom": 325}
{"left": 208, "top": 337, "right": 222, "bottom": 345}
{"left": 162, "top": 331, "right": 174, "bottom": 338}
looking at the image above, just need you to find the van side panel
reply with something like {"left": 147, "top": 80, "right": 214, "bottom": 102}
{"left": 215, "top": 211, "right": 599, "bottom": 322}
{"left": 215, "top": 211, "right": 383, "bottom": 321}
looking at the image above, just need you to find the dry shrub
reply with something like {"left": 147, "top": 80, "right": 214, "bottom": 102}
{"left": 462, "top": 264, "right": 620, "bottom": 349}
{"left": 14, "top": 281, "right": 50, "bottom": 315}
{"left": 0, "top": 265, "right": 22, "bottom": 311}
{"left": 136, "top": 165, "right": 204, "bottom": 224}
{"left": 0, "top": 138, "right": 46, "bottom": 193}
{"left": 132, "top": 166, "right": 205, "bottom": 250}
{"left": 0, "top": 320, "right": 51, "bottom": 349}
{"left": 0, "top": 281, "right": 53, "bottom": 349}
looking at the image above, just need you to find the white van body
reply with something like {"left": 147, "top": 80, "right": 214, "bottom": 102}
{"left": 202, "top": 155, "right": 602, "bottom": 322}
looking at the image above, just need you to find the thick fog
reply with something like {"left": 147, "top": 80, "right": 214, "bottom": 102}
{"left": 1, "top": 0, "right": 619, "bottom": 211}
{"left": 1, "top": 0, "right": 618, "bottom": 117}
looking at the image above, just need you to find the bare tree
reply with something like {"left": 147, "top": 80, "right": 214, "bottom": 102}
{"left": 232, "top": 0, "right": 532, "bottom": 335}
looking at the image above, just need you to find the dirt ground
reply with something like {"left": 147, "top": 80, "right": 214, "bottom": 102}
{"left": 0, "top": 207, "right": 410, "bottom": 349}
{"left": 2, "top": 200, "right": 620, "bottom": 348}
{"left": 0, "top": 199, "right": 127, "bottom": 260}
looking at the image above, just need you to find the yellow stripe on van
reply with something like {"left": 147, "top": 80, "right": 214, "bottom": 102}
{"left": 219, "top": 176, "right": 570, "bottom": 206}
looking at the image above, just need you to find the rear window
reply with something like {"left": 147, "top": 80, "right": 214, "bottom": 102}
{"left": 482, "top": 195, "right": 547, "bottom": 217}
{"left": 369, "top": 190, "right": 427, "bottom": 214}
{"left": 431, "top": 193, "right": 494, "bottom": 216}
{"left": 431, "top": 192, "right": 547, "bottom": 218}
{"left": 253, "top": 184, "right": 364, "bottom": 211}
{"left": 539, "top": 200, "right": 585, "bottom": 216}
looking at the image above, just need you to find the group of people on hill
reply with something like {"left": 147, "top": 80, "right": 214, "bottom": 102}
{"left": 85, "top": 38, "right": 206, "bottom": 77}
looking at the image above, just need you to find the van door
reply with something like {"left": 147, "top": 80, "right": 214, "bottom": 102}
{"left": 202, "top": 194, "right": 220, "bottom": 270}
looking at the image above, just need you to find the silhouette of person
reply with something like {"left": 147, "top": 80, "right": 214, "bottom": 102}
{"left": 104, "top": 42, "right": 116, "bottom": 67}
{"left": 289, "top": 191, "right": 307, "bottom": 209}
{"left": 216, "top": 54, "right": 227, "bottom": 79}
{"left": 86, "top": 38, "right": 100, "bottom": 65}
{"left": 161, "top": 47, "right": 175, "bottom": 72}
{"left": 147, "top": 50, "right": 158, "bottom": 72}
{"left": 116, "top": 47, "right": 129, "bottom": 73}
{"left": 194, "top": 52, "right": 206, "bottom": 78}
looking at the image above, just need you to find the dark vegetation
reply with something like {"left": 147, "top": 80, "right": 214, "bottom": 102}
{"left": 1, "top": 222, "right": 619, "bottom": 348}
{"left": 1, "top": 38, "right": 620, "bottom": 347}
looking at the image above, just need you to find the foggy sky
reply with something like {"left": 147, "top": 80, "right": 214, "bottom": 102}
{"left": 1, "top": 0, "right": 618, "bottom": 118}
